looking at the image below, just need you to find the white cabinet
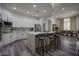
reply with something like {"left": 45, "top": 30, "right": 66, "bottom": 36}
{"left": 2, "top": 29, "right": 28, "bottom": 46}
{"left": 2, "top": 33, "right": 11, "bottom": 45}
{"left": 22, "top": 31, "right": 27, "bottom": 39}
{"left": 16, "top": 31, "right": 23, "bottom": 40}
{"left": 16, "top": 30, "right": 28, "bottom": 40}
{"left": 11, "top": 32, "right": 17, "bottom": 42}
{"left": 0, "top": 39, "right": 4, "bottom": 49}
{"left": 2, "top": 32, "right": 17, "bottom": 45}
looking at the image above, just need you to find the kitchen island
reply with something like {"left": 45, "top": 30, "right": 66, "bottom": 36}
{"left": 27, "top": 31, "right": 55, "bottom": 54}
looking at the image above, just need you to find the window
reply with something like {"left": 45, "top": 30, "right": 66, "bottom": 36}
{"left": 63, "top": 18, "right": 70, "bottom": 30}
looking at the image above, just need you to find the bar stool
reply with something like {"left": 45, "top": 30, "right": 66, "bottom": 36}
{"left": 36, "top": 34, "right": 48, "bottom": 56}
{"left": 54, "top": 32, "right": 61, "bottom": 50}
{"left": 47, "top": 33, "right": 54, "bottom": 51}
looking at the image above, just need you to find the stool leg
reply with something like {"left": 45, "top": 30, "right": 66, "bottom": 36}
{"left": 48, "top": 38, "right": 50, "bottom": 51}
{"left": 44, "top": 38, "right": 46, "bottom": 52}
{"left": 40, "top": 39, "right": 43, "bottom": 55}
{"left": 40, "top": 40, "right": 44, "bottom": 56}
{"left": 47, "top": 38, "right": 49, "bottom": 53}
{"left": 37, "top": 39, "right": 40, "bottom": 52}
{"left": 49, "top": 39, "right": 51, "bottom": 51}
{"left": 54, "top": 37, "right": 56, "bottom": 50}
{"left": 43, "top": 40, "right": 44, "bottom": 56}
{"left": 37, "top": 39, "right": 39, "bottom": 52}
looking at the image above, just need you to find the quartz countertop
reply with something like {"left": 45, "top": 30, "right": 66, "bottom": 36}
{"left": 27, "top": 31, "right": 55, "bottom": 35}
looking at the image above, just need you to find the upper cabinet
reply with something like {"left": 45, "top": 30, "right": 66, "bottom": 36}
{"left": 0, "top": 7, "right": 13, "bottom": 22}
{"left": 12, "top": 14, "right": 35, "bottom": 27}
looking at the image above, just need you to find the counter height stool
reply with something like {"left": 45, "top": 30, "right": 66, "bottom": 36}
{"left": 54, "top": 32, "right": 61, "bottom": 50}
{"left": 36, "top": 34, "right": 48, "bottom": 56}
{"left": 47, "top": 33, "right": 55, "bottom": 51}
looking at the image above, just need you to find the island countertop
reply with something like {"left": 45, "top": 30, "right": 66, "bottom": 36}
{"left": 27, "top": 31, "right": 55, "bottom": 35}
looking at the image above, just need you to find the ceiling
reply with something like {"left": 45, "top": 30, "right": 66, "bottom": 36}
{"left": 1, "top": 3, "right": 79, "bottom": 18}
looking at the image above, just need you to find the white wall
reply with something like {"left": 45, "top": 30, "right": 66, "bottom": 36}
{"left": 48, "top": 17, "right": 60, "bottom": 31}
{"left": 50, "top": 17, "right": 60, "bottom": 27}
{"left": 76, "top": 15, "right": 79, "bottom": 31}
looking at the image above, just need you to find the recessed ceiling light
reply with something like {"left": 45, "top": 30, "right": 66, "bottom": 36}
{"left": 62, "top": 8, "right": 65, "bottom": 10}
{"left": 43, "top": 10, "right": 46, "bottom": 13}
{"left": 26, "top": 11, "right": 30, "bottom": 14}
{"left": 13, "top": 7, "right": 16, "bottom": 10}
{"left": 33, "top": 4, "right": 36, "bottom": 7}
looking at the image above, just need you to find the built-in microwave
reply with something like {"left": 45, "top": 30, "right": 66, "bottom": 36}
{"left": 3, "top": 21, "right": 12, "bottom": 27}
{"left": 0, "top": 21, "right": 12, "bottom": 33}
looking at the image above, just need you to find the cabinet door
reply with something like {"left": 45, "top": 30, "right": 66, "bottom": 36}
{"left": 3, "top": 33, "right": 17, "bottom": 45}
{"left": 22, "top": 31, "right": 27, "bottom": 39}
{"left": 20, "top": 31, "right": 23, "bottom": 39}
{"left": 0, "top": 35, "right": 4, "bottom": 48}
{"left": 3, "top": 33, "right": 11, "bottom": 45}
{"left": 11, "top": 32, "right": 17, "bottom": 42}
{"left": 16, "top": 31, "right": 23, "bottom": 40}
{"left": 25, "top": 31, "right": 27, "bottom": 38}
{"left": 16, "top": 31, "right": 20, "bottom": 40}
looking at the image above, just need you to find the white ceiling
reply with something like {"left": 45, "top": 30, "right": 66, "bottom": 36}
{"left": 1, "top": 3, "right": 79, "bottom": 18}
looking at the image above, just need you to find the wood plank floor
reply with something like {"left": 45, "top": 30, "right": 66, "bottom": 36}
{"left": 0, "top": 40, "right": 32, "bottom": 56}
{"left": 0, "top": 36, "right": 77, "bottom": 56}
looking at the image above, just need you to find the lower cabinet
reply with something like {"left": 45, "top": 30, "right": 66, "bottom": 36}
{"left": 16, "top": 31, "right": 23, "bottom": 40}
{"left": 11, "top": 32, "right": 17, "bottom": 42}
{"left": 22, "top": 31, "right": 27, "bottom": 39}
{"left": 2, "top": 32, "right": 17, "bottom": 45}
{"left": 0, "top": 39, "right": 4, "bottom": 48}
{"left": 2, "top": 33, "right": 12, "bottom": 45}
{"left": 2, "top": 30, "right": 27, "bottom": 46}
{"left": 16, "top": 31, "right": 27, "bottom": 40}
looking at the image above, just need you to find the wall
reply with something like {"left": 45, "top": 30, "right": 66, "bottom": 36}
{"left": 70, "top": 16, "right": 76, "bottom": 31}
{"left": 58, "top": 18, "right": 64, "bottom": 30}
{"left": 76, "top": 15, "right": 79, "bottom": 31}
{"left": 48, "top": 17, "right": 60, "bottom": 31}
